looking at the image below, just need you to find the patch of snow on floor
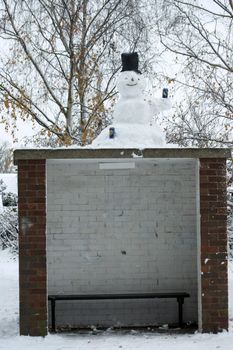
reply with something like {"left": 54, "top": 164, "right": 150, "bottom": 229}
{"left": 229, "top": 260, "right": 233, "bottom": 322}
{"left": 0, "top": 249, "right": 18, "bottom": 338}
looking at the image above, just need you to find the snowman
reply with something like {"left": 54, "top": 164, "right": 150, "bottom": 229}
{"left": 91, "top": 52, "right": 171, "bottom": 148}
{"left": 113, "top": 53, "right": 151, "bottom": 125}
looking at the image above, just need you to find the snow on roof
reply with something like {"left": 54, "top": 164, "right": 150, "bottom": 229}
{"left": 89, "top": 123, "right": 177, "bottom": 149}
{"left": 0, "top": 174, "right": 17, "bottom": 194}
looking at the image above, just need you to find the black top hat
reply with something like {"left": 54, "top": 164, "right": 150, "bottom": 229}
{"left": 121, "top": 52, "right": 141, "bottom": 74}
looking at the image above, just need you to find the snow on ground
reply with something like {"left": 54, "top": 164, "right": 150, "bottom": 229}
{"left": 0, "top": 249, "right": 233, "bottom": 350}
{"left": 229, "top": 260, "right": 233, "bottom": 321}
{"left": 0, "top": 174, "right": 17, "bottom": 194}
{"left": 0, "top": 250, "right": 18, "bottom": 339}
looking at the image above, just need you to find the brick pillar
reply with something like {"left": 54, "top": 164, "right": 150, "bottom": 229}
{"left": 200, "top": 158, "right": 228, "bottom": 333}
{"left": 18, "top": 159, "right": 47, "bottom": 336}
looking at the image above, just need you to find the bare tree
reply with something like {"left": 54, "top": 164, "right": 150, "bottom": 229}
{"left": 157, "top": 0, "right": 233, "bottom": 146}
{"left": 0, "top": 0, "right": 150, "bottom": 145}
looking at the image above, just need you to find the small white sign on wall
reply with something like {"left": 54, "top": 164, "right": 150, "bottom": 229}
{"left": 99, "top": 162, "right": 135, "bottom": 170}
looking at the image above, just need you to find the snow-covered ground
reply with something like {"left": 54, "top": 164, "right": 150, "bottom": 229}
{"left": 0, "top": 249, "right": 233, "bottom": 350}
{"left": 0, "top": 174, "right": 17, "bottom": 194}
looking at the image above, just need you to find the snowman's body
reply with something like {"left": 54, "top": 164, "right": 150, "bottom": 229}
{"left": 113, "top": 71, "right": 171, "bottom": 125}
{"left": 113, "top": 98, "right": 151, "bottom": 125}
{"left": 113, "top": 71, "right": 151, "bottom": 124}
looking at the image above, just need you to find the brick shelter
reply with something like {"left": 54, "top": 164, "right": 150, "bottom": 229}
{"left": 14, "top": 148, "right": 230, "bottom": 336}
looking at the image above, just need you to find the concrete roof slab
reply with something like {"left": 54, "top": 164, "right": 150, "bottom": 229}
{"left": 13, "top": 148, "right": 231, "bottom": 164}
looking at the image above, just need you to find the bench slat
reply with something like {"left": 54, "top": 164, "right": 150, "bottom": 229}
{"left": 48, "top": 292, "right": 190, "bottom": 301}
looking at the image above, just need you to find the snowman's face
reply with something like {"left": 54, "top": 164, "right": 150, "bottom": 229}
{"left": 116, "top": 71, "right": 145, "bottom": 98}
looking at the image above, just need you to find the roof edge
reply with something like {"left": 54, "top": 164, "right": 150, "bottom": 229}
{"left": 13, "top": 148, "right": 231, "bottom": 164}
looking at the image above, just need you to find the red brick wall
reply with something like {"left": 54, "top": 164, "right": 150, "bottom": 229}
{"left": 200, "top": 158, "right": 228, "bottom": 333}
{"left": 18, "top": 159, "right": 47, "bottom": 336}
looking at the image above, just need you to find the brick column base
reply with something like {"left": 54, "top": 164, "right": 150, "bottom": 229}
{"left": 18, "top": 160, "right": 47, "bottom": 336}
{"left": 200, "top": 158, "right": 228, "bottom": 332}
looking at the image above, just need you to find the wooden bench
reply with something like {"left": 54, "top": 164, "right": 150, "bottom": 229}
{"left": 48, "top": 292, "right": 190, "bottom": 332}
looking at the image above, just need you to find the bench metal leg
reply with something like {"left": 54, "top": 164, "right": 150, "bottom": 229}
{"left": 177, "top": 297, "right": 184, "bottom": 327}
{"left": 51, "top": 299, "right": 56, "bottom": 332}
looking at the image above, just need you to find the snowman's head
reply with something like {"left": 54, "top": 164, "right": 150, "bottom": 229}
{"left": 116, "top": 71, "right": 145, "bottom": 98}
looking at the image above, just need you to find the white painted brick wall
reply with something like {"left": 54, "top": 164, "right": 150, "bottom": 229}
{"left": 46, "top": 158, "right": 198, "bottom": 327}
